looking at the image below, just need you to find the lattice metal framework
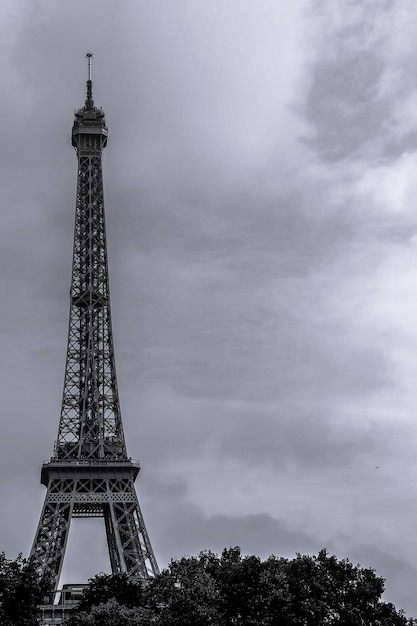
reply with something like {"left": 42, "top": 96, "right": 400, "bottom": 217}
{"left": 30, "top": 56, "right": 159, "bottom": 591}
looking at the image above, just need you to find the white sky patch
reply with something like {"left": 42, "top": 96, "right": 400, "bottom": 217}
{"left": 354, "top": 153, "right": 417, "bottom": 215}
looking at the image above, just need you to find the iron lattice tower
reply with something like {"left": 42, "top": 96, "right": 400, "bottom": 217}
{"left": 30, "top": 55, "right": 159, "bottom": 590}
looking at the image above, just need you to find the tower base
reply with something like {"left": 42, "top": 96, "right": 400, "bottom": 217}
{"left": 31, "top": 459, "right": 159, "bottom": 591}
{"left": 39, "top": 584, "right": 85, "bottom": 625}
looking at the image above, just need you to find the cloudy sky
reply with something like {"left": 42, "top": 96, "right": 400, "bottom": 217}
{"left": 2, "top": 0, "right": 417, "bottom": 616}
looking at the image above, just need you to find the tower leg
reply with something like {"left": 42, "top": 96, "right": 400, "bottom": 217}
{"left": 31, "top": 496, "right": 73, "bottom": 591}
{"left": 106, "top": 483, "right": 159, "bottom": 579}
{"left": 104, "top": 505, "right": 123, "bottom": 574}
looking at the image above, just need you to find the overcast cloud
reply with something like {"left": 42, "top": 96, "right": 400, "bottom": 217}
{"left": 2, "top": 0, "right": 417, "bottom": 617}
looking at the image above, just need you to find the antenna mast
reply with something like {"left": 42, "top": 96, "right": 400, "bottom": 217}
{"left": 86, "top": 51, "right": 93, "bottom": 81}
{"left": 85, "top": 52, "right": 94, "bottom": 109}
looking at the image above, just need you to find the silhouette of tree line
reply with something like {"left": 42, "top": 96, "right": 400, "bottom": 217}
{"left": 1, "top": 547, "right": 416, "bottom": 625}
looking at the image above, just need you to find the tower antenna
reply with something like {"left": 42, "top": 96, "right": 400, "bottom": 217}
{"left": 85, "top": 52, "right": 94, "bottom": 108}
{"left": 86, "top": 51, "right": 93, "bottom": 81}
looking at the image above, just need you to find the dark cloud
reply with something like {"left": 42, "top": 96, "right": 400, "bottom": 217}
{"left": 306, "top": 51, "right": 387, "bottom": 160}
{"left": 144, "top": 472, "right": 321, "bottom": 562}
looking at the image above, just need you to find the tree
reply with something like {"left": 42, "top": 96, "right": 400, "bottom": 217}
{"left": 68, "top": 572, "right": 145, "bottom": 625}
{"left": 146, "top": 553, "right": 220, "bottom": 626}
{"left": 66, "top": 548, "right": 417, "bottom": 625}
{"left": 144, "top": 548, "right": 416, "bottom": 626}
{"left": 69, "top": 597, "right": 152, "bottom": 626}
{"left": 260, "top": 549, "right": 413, "bottom": 626}
{"left": 0, "top": 552, "right": 50, "bottom": 626}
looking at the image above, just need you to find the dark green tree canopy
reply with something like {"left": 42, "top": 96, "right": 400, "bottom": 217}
{"left": 145, "top": 547, "right": 416, "bottom": 625}
{"left": 68, "top": 547, "right": 417, "bottom": 626}
{"left": 0, "top": 552, "right": 50, "bottom": 626}
{"left": 3, "top": 546, "right": 410, "bottom": 626}
{"left": 69, "top": 598, "right": 152, "bottom": 626}
{"left": 73, "top": 571, "right": 143, "bottom": 612}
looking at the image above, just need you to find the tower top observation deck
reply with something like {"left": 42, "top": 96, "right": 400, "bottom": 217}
{"left": 72, "top": 52, "right": 107, "bottom": 147}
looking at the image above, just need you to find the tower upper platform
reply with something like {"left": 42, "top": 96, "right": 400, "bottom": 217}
{"left": 72, "top": 54, "right": 108, "bottom": 148}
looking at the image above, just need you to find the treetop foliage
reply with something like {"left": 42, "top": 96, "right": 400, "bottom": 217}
{"left": 1, "top": 548, "right": 415, "bottom": 625}
{"left": 0, "top": 551, "right": 50, "bottom": 626}
{"left": 69, "top": 547, "right": 417, "bottom": 626}
{"left": 74, "top": 571, "right": 143, "bottom": 612}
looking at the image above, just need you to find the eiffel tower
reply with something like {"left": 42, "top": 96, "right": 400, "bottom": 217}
{"left": 30, "top": 54, "right": 159, "bottom": 593}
